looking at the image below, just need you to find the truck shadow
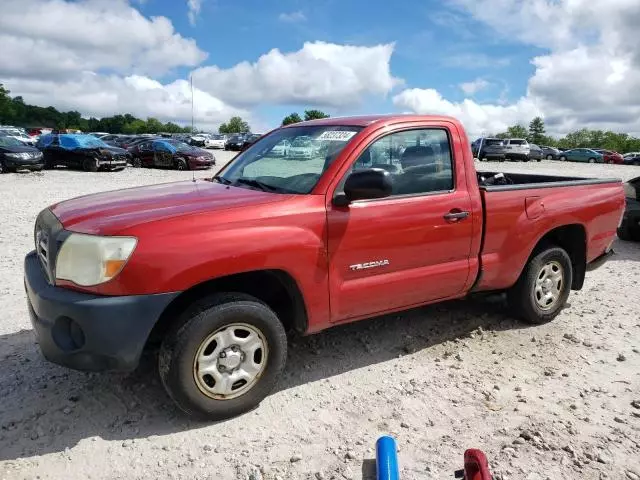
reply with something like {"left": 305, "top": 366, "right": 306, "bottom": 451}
{"left": 0, "top": 297, "right": 523, "bottom": 461}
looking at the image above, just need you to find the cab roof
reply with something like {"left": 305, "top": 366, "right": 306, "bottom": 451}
{"left": 282, "top": 114, "right": 461, "bottom": 128}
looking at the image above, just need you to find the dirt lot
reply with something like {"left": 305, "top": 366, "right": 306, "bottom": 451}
{"left": 1, "top": 156, "right": 639, "bottom": 480}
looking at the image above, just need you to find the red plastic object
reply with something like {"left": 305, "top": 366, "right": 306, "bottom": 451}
{"left": 463, "top": 449, "right": 493, "bottom": 480}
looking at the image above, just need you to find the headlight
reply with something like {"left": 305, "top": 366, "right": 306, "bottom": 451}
{"left": 56, "top": 233, "right": 137, "bottom": 286}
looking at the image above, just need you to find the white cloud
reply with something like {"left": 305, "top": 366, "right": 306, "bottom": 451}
{"left": 278, "top": 11, "right": 306, "bottom": 22}
{"left": 444, "top": 0, "right": 640, "bottom": 135}
{"left": 459, "top": 78, "right": 490, "bottom": 95}
{"left": 393, "top": 88, "right": 541, "bottom": 137}
{"left": 3, "top": 72, "right": 248, "bottom": 132}
{"left": 187, "top": 0, "right": 202, "bottom": 26}
{"left": 192, "top": 42, "right": 402, "bottom": 108}
{"left": 0, "top": 0, "right": 207, "bottom": 78}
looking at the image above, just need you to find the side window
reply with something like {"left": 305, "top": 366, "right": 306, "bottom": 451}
{"left": 341, "top": 129, "right": 454, "bottom": 197}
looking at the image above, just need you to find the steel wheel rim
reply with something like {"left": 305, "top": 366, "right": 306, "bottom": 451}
{"left": 177, "top": 161, "right": 186, "bottom": 170}
{"left": 533, "top": 260, "right": 564, "bottom": 311}
{"left": 193, "top": 323, "right": 268, "bottom": 400}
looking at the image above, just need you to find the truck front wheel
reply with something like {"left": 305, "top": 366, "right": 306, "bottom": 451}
{"left": 508, "top": 247, "right": 573, "bottom": 325}
{"left": 159, "top": 293, "right": 287, "bottom": 420}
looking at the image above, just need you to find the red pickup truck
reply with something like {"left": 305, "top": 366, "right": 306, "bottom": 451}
{"left": 25, "top": 115, "right": 624, "bottom": 419}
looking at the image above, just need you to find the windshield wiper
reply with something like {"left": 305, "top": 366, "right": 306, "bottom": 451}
{"left": 211, "top": 175, "right": 232, "bottom": 185}
{"left": 233, "top": 177, "right": 279, "bottom": 192}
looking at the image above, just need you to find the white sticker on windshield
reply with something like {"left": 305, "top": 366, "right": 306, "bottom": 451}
{"left": 316, "top": 130, "right": 357, "bottom": 142}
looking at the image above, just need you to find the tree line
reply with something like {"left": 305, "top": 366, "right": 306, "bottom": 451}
{"left": 493, "top": 117, "right": 640, "bottom": 153}
{"left": 0, "top": 84, "right": 254, "bottom": 135}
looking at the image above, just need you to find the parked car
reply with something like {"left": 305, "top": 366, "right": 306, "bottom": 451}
{"left": 528, "top": 144, "right": 543, "bottom": 162}
{"left": 204, "top": 134, "right": 227, "bottom": 149}
{"left": 270, "top": 139, "right": 291, "bottom": 157}
{"left": 622, "top": 152, "right": 640, "bottom": 161}
{"left": 37, "top": 134, "right": 129, "bottom": 171}
{"left": 24, "top": 114, "right": 624, "bottom": 420}
{"left": 0, "top": 136, "right": 44, "bottom": 173}
{"left": 225, "top": 134, "right": 247, "bottom": 151}
{"left": 593, "top": 149, "right": 624, "bottom": 164}
{"left": 26, "top": 127, "right": 53, "bottom": 137}
{"left": 240, "top": 133, "right": 262, "bottom": 152}
{"left": 188, "top": 134, "right": 208, "bottom": 147}
{"left": 288, "top": 136, "right": 316, "bottom": 159}
{"left": 623, "top": 154, "right": 640, "bottom": 166}
{"left": 0, "top": 127, "right": 38, "bottom": 146}
{"left": 503, "top": 138, "right": 531, "bottom": 161}
{"left": 540, "top": 146, "right": 561, "bottom": 160}
{"left": 558, "top": 148, "right": 604, "bottom": 163}
{"left": 129, "top": 139, "right": 214, "bottom": 170}
{"left": 617, "top": 176, "right": 640, "bottom": 241}
{"left": 471, "top": 137, "right": 506, "bottom": 162}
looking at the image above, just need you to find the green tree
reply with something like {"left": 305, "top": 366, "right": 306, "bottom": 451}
{"left": 0, "top": 84, "right": 15, "bottom": 123}
{"left": 282, "top": 112, "right": 303, "bottom": 125}
{"left": 528, "top": 117, "right": 546, "bottom": 144}
{"left": 219, "top": 116, "right": 251, "bottom": 134}
{"left": 506, "top": 124, "right": 528, "bottom": 138}
{"left": 304, "top": 109, "right": 330, "bottom": 121}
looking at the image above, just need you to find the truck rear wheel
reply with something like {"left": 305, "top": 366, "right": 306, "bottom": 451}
{"left": 508, "top": 247, "right": 573, "bottom": 325}
{"left": 159, "top": 293, "right": 287, "bottom": 420}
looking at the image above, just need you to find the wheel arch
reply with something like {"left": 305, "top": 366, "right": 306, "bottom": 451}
{"left": 146, "top": 269, "right": 308, "bottom": 349}
{"left": 525, "top": 224, "right": 587, "bottom": 290}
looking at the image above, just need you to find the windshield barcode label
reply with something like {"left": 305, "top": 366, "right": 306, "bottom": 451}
{"left": 317, "top": 131, "right": 357, "bottom": 141}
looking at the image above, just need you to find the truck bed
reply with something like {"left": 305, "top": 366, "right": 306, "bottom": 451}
{"left": 473, "top": 171, "right": 624, "bottom": 292}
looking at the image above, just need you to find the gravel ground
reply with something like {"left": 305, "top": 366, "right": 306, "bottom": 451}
{"left": 1, "top": 156, "right": 639, "bottom": 480}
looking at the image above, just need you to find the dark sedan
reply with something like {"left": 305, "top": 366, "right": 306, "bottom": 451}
{"left": 623, "top": 155, "right": 640, "bottom": 166}
{"left": 617, "top": 176, "right": 640, "bottom": 242}
{"left": 37, "top": 134, "right": 129, "bottom": 171}
{"left": 240, "top": 133, "right": 262, "bottom": 152}
{"left": 0, "top": 136, "right": 44, "bottom": 173}
{"left": 130, "top": 139, "right": 214, "bottom": 170}
{"left": 225, "top": 134, "right": 247, "bottom": 151}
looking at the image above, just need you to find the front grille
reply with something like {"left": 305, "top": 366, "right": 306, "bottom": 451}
{"left": 35, "top": 226, "right": 50, "bottom": 270}
{"left": 34, "top": 209, "right": 65, "bottom": 285}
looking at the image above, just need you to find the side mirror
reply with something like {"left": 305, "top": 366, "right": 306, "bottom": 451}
{"left": 334, "top": 168, "right": 393, "bottom": 207}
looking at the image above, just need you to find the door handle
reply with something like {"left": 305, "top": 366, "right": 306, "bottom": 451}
{"left": 444, "top": 210, "right": 470, "bottom": 222}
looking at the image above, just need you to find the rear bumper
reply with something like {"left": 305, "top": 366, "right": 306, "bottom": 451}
{"left": 24, "top": 251, "right": 179, "bottom": 372}
{"left": 586, "top": 248, "right": 615, "bottom": 272}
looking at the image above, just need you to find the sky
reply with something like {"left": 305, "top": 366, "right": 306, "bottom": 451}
{"left": 1, "top": 0, "right": 639, "bottom": 137}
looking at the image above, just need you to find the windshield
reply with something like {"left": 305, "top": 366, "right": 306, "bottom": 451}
{"left": 165, "top": 140, "right": 195, "bottom": 152}
{"left": 217, "top": 125, "right": 363, "bottom": 194}
{"left": 0, "top": 137, "right": 23, "bottom": 147}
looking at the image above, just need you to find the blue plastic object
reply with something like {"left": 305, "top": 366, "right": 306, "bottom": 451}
{"left": 376, "top": 436, "right": 399, "bottom": 480}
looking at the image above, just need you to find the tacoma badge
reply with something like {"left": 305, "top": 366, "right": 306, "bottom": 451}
{"left": 349, "top": 260, "right": 390, "bottom": 271}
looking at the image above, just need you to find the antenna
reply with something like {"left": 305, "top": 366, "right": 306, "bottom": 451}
{"left": 190, "top": 74, "right": 195, "bottom": 134}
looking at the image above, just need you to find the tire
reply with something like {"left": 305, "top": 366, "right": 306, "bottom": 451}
{"left": 159, "top": 293, "right": 288, "bottom": 420}
{"left": 131, "top": 157, "right": 142, "bottom": 168}
{"left": 32, "top": 166, "right": 43, "bottom": 172}
{"left": 588, "top": 158, "right": 596, "bottom": 163}
{"left": 480, "top": 157, "right": 487, "bottom": 162}
{"left": 0, "top": 161, "right": 6, "bottom": 174}
{"left": 546, "top": 155, "right": 553, "bottom": 160}
{"left": 175, "top": 158, "right": 188, "bottom": 171}
{"left": 634, "top": 160, "right": 640, "bottom": 166}
{"left": 507, "top": 247, "right": 573, "bottom": 325}
{"left": 43, "top": 155, "right": 54, "bottom": 170}
{"left": 559, "top": 156, "right": 567, "bottom": 162}
{"left": 537, "top": 159, "right": 541, "bottom": 162}
{"left": 83, "top": 158, "right": 99, "bottom": 172}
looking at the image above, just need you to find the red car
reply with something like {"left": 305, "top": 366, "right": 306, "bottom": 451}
{"left": 25, "top": 114, "right": 624, "bottom": 419}
{"left": 129, "top": 138, "right": 214, "bottom": 170}
{"left": 595, "top": 149, "right": 624, "bottom": 164}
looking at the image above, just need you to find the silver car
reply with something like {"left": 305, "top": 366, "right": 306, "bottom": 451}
{"left": 503, "top": 138, "right": 531, "bottom": 161}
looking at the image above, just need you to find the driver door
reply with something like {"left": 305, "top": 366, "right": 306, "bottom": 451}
{"left": 326, "top": 127, "right": 474, "bottom": 322}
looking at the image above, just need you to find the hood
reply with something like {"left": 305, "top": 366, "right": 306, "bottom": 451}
{"left": 0, "top": 144, "right": 40, "bottom": 153}
{"left": 49, "top": 180, "right": 286, "bottom": 234}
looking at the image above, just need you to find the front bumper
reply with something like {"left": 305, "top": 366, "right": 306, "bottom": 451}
{"left": 24, "top": 251, "right": 179, "bottom": 372}
{"left": 4, "top": 156, "right": 44, "bottom": 169}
